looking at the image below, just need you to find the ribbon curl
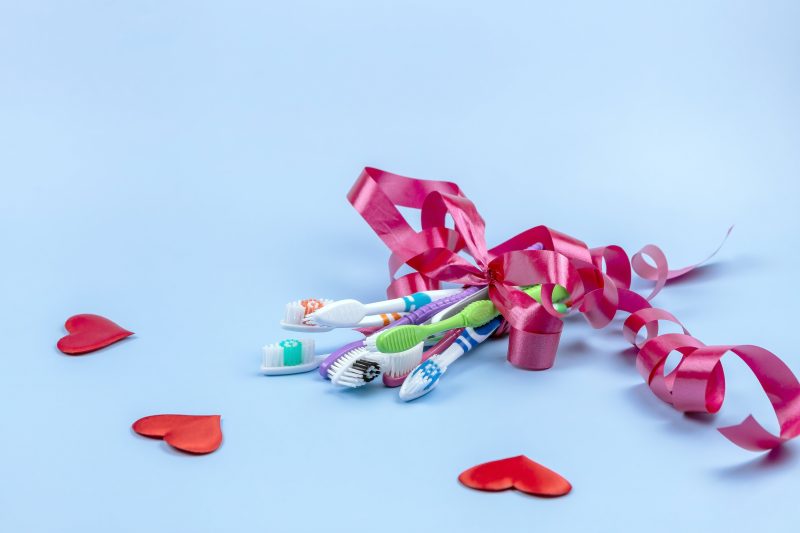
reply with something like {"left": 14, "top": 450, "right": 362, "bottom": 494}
{"left": 347, "top": 167, "right": 800, "bottom": 451}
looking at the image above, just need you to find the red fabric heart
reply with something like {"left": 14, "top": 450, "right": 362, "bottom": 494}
{"left": 57, "top": 314, "right": 133, "bottom": 355}
{"left": 132, "top": 415, "right": 223, "bottom": 454}
{"left": 458, "top": 455, "right": 572, "bottom": 497}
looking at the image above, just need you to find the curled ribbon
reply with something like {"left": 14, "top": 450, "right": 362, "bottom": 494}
{"left": 348, "top": 167, "right": 800, "bottom": 451}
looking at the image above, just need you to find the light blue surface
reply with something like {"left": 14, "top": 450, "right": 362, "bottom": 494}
{"left": 1, "top": 1, "right": 799, "bottom": 531}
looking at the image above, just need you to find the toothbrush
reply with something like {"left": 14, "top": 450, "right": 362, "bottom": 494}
{"left": 307, "top": 289, "right": 461, "bottom": 327}
{"left": 280, "top": 298, "right": 406, "bottom": 331}
{"left": 261, "top": 338, "right": 326, "bottom": 375}
{"left": 369, "top": 285, "right": 569, "bottom": 354}
{"left": 319, "top": 287, "right": 483, "bottom": 381}
{"left": 399, "top": 316, "right": 503, "bottom": 401}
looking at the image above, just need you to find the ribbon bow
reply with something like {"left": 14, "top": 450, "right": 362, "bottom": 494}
{"left": 348, "top": 167, "right": 800, "bottom": 451}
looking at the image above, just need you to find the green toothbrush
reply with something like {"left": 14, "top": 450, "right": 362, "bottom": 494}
{"left": 372, "top": 284, "right": 570, "bottom": 353}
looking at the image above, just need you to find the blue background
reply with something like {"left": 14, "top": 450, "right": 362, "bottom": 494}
{"left": 1, "top": 1, "right": 798, "bottom": 531}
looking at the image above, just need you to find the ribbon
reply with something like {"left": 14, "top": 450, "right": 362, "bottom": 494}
{"left": 347, "top": 167, "right": 800, "bottom": 451}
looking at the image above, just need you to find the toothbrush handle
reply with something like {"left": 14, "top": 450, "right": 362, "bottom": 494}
{"left": 362, "top": 289, "right": 464, "bottom": 316}
{"left": 419, "top": 311, "right": 470, "bottom": 337}
{"left": 394, "top": 287, "right": 480, "bottom": 327}
{"left": 363, "top": 297, "right": 407, "bottom": 315}
{"left": 357, "top": 313, "right": 405, "bottom": 328}
{"left": 421, "top": 328, "right": 464, "bottom": 362}
{"left": 437, "top": 316, "right": 503, "bottom": 368}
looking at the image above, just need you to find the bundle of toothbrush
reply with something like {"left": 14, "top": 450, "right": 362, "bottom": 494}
{"left": 264, "top": 167, "right": 800, "bottom": 452}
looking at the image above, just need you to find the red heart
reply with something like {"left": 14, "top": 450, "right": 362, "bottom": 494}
{"left": 132, "top": 415, "right": 223, "bottom": 454}
{"left": 458, "top": 455, "right": 572, "bottom": 497}
{"left": 57, "top": 314, "right": 134, "bottom": 355}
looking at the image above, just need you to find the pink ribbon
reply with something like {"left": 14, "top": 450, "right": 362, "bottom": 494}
{"left": 348, "top": 167, "right": 800, "bottom": 451}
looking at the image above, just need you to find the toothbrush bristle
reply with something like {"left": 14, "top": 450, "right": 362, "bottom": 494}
{"left": 346, "top": 357, "right": 382, "bottom": 384}
{"left": 328, "top": 347, "right": 374, "bottom": 386}
{"left": 284, "top": 298, "right": 332, "bottom": 325}
{"left": 284, "top": 302, "right": 305, "bottom": 325}
{"left": 329, "top": 348, "right": 382, "bottom": 387}
{"left": 262, "top": 338, "right": 314, "bottom": 368}
{"left": 399, "top": 359, "right": 444, "bottom": 401}
{"left": 301, "top": 338, "right": 315, "bottom": 364}
{"left": 364, "top": 333, "right": 379, "bottom": 349}
{"left": 383, "top": 343, "right": 424, "bottom": 378}
{"left": 262, "top": 343, "right": 284, "bottom": 368}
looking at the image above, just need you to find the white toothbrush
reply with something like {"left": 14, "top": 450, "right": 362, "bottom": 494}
{"left": 399, "top": 316, "right": 502, "bottom": 401}
{"left": 306, "top": 289, "right": 461, "bottom": 328}
{"left": 281, "top": 299, "right": 407, "bottom": 332}
{"left": 261, "top": 338, "right": 327, "bottom": 375}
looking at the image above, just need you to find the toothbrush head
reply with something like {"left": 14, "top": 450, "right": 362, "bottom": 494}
{"left": 399, "top": 359, "right": 445, "bottom": 401}
{"left": 261, "top": 338, "right": 322, "bottom": 375}
{"left": 280, "top": 298, "right": 334, "bottom": 332}
{"left": 382, "top": 342, "right": 426, "bottom": 387}
{"left": 306, "top": 299, "right": 366, "bottom": 327}
{"left": 375, "top": 325, "right": 424, "bottom": 354}
{"left": 460, "top": 299, "right": 500, "bottom": 326}
{"left": 328, "top": 347, "right": 381, "bottom": 388}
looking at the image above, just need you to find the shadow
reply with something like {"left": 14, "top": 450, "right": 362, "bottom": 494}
{"left": 129, "top": 427, "right": 221, "bottom": 457}
{"left": 659, "top": 263, "right": 723, "bottom": 287}
{"left": 654, "top": 253, "right": 765, "bottom": 289}
{"left": 714, "top": 446, "right": 797, "bottom": 480}
{"left": 683, "top": 411, "right": 716, "bottom": 425}
{"left": 622, "top": 383, "right": 681, "bottom": 421}
{"left": 321, "top": 381, "right": 387, "bottom": 401}
{"left": 55, "top": 335, "right": 136, "bottom": 357}
{"left": 604, "top": 346, "right": 638, "bottom": 373}
{"left": 551, "top": 338, "right": 596, "bottom": 371}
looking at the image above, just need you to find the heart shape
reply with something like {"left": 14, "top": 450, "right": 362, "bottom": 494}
{"left": 132, "top": 415, "right": 223, "bottom": 454}
{"left": 57, "top": 314, "right": 134, "bottom": 355}
{"left": 458, "top": 455, "right": 571, "bottom": 497}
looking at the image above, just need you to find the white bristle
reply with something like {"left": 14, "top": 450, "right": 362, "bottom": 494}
{"left": 284, "top": 302, "right": 306, "bottom": 325}
{"left": 383, "top": 342, "right": 425, "bottom": 378}
{"left": 364, "top": 332, "right": 379, "bottom": 349}
{"left": 301, "top": 338, "right": 314, "bottom": 364}
{"left": 262, "top": 343, "right": 284, "bottom": 367}
{"left": 399, "top": 359, "right": 445, "bottom": 401}
{"left": 328, "top": 347, "right": 382, "bottom": 388}
{"left": 261, "top": 338, "right": 315, "bottom": 368}
{"left": 283, "top": 299, "right": 333, "bottom": 325}
{"left": 328, "top": 348, "right": 367, "bottom": 383}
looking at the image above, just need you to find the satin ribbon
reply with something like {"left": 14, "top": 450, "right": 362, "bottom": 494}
{"left": 347, "top": 167, "right": 800, "bottom": 451}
